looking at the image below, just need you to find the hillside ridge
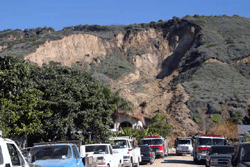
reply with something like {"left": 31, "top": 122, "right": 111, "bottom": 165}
{"left": 1, "top": 15, "right": 250, "bottom": 137}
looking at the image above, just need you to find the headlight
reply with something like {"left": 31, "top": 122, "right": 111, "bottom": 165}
{"left": 97, "top": 157, "right": 106, "bottom": 165}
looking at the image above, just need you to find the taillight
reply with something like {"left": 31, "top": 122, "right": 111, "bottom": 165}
{"left": 149, "top": 152, "right": 152, "bottom": 156}
{"left": 198, "top": 147, "right": 210, "bottom": 153}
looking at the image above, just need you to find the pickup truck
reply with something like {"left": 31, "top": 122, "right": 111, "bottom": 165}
{"left": 81, "top": 143, "right": 123, "bottom": 167}
{"left": 205, "top": 145, "right": 236, "bottom": 167}
{"left": 110, "top": 136, "right": 141, "bottom": 167}
{"left": 0, "top": 137, "right": 30, "bottom": 167}
{"left": 27, "top": 142, "right": 84, "bottom": 167}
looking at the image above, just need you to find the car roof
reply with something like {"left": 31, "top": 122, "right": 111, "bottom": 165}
{"left": 0, "top": 137, "right": 15, "bottom": 143}
{"left": 33, "top": 143, "right": 72, "bottom": 147}
{"left": 85, "top": 144, "right": 110, "bottom": 146}
{"left": 238, "top": 142, "right": 250, "bottom": 146}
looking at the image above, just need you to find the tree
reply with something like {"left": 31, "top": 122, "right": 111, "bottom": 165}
{"left": 147, "top": 114, "right": 172, "bottom": 137}
{"left": 0, "top": 55, "right": 50, "bottom": 137}
{"left": 30, "top": 64, "right": 114, "bottom": 142}
{"left": 244, "top": 132, "right": 250, "bottom": 142}
{"left": 110, "top": 89, "right": 133, "bottom": 125}
{"left": 209, "top": 120, "right": 238, "bottom": 140}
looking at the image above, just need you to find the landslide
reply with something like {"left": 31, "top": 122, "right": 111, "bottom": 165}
{"left": 1, "top": 15, "right": 250, "bottom": 137}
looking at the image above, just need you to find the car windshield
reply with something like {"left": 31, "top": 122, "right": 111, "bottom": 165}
{"left": 30, "top": 145, "right": 71, "bottom": 162}
{"left": 212, "top": 139, "right": 225, "bottom": 145}
{"left": 111, "top": 140, "right": 127, "bottom": 149}
{"left": 198, "top": 138, "right": 225, "bottom": 146}
{"left": 85, "top": 145, "right": 109, "bottom": 154}
{"left": 199, "top": 138, "right": 211, "bottom": 145}
{"left": 139, "top": 146, "right": 150, "bottom": 152}
{"left": 210, "top": 146, "right": 235, "bottom": 154}
{"left": 241, "top": 145, "right": 250, "bottom": 162}
{"left": 142, "top": 139, "right": 163, "bottom": 145}
{"left": 178, "top": 140, "right": 191, "bottom": 145}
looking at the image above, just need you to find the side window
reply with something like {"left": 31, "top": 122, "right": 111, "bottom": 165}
{"left": 0, "top": 146, "right": 3, "bottom": 164}
{"left": 7, "top": 143, "right": 24, "bottom": 166}
{"left": 72, "top": 145, "right": 80, "bottom": 159}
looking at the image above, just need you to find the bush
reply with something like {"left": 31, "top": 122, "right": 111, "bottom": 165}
{"left": 211, "top": 114, "right": 223, "bottom": 124}
{"left": 193, "top": 116, "right": 200, "bottom": 123}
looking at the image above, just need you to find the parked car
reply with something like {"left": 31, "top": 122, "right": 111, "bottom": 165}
{"left": 27, "top": 143, "right": 84, "bottom": 167}
{"left": 139, "top": 145, "right": 155, "bottom": 165}
{"left": 110, "top": 136, "right": 141, "bottom": 167}
{"left": 231, "top": 142, "right": 250, "bottom": 167}
{"left": 205, "top": 145, "right": 236, "bottom": 167}
{"left": 81, "top": 143, "right": 123, "bottom": 167}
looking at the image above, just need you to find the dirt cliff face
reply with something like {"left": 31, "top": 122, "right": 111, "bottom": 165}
{"left": 24, "top": 34, "right": 110, "bottom": 66}
{"left": 23, "top": 24, "right": 200, "bottom": 137}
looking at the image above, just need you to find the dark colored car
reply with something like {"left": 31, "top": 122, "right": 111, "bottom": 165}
{"left": 206, "top": 145, "right": 236, "bottom": 167}
{"left": 231, "top": 142, "right": 250, "bottom": 167}
{"left": 139, "top": 145, "right": 155, "bottom": 165}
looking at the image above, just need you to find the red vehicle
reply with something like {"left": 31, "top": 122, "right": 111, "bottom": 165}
{"left": 141, "top": 136, "right": 168, "bottom": 158}
{"left": 193, "top": 134, "right": 228, "bottom": 164}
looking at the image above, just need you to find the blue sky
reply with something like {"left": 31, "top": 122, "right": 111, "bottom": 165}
{"left": 1, "top": 0, "right": 250, "bottom": 31}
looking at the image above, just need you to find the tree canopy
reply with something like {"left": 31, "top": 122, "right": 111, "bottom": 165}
{"left": 0, "top": 55, "right": 117, "bottom": 142}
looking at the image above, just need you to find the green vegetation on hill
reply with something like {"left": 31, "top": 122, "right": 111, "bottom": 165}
{"left": 174, "top": 15, "right": 250, "bottom": 124}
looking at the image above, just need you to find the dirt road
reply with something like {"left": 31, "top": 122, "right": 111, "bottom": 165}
{"left": 140, "top": 153, "right": 205, "bottom": 167}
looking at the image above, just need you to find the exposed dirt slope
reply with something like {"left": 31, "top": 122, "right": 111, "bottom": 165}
{"left": 23, "top": 24, "right": 200, "bottom": 136}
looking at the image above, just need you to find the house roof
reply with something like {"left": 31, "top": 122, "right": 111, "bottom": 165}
{"left": 238, "top": 125, "right": 250, "bottom": 135}
{"left": 117, "top": 112, "right": 146, "bottom": 126}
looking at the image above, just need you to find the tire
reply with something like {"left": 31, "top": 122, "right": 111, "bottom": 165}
{"left": 134, "top": 161, "right": 139, "bottom": 167}
{"left": 118, "top": 161, "right": 123, "bottom": 167}
{"left": 128, "top": 159, "right": 133, "bottom": 167}
{"left": 149, "top": 157, "right": 155, "bottom": 165}
{"left": 193, "top": 154, "right": 198, "bottom": 164}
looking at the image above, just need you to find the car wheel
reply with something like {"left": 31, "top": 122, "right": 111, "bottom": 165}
{"left": 193, "top": 157, "right": 198, "bottom": 164}
{"left": 128, "top": 159, "right": 133, "bottom": 167}
{"left": 134, "top": 161, "right": 139, "bottom": 167}
{"left": 150, "top": 157, "right": 155, "bottom": 165}
{"left": 118, "top": 161, "right": 123, "bottom": 167}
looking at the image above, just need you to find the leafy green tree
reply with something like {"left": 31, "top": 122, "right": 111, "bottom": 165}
{"left": 147, "top": 114, "right": 172, "bottom": 137}
{"left": 110, "top": 89, "right": 133, "bottom": 125}
{"left": 0, "top": 55, "right": 50, "bottom": 137}
{"left": 30, "top": 64, "right": 114, "bottom": 142}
